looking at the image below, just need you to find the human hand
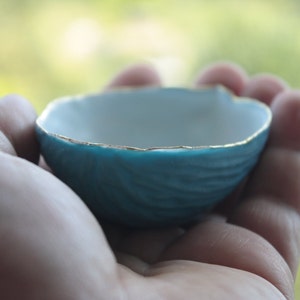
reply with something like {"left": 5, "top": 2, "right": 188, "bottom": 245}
{"left": 0, "top": 62, "right": 299, "bottom": 299}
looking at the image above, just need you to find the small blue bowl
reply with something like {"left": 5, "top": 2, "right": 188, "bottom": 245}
{"left": 36, "top": 87, "right": 272, "bottom": 227}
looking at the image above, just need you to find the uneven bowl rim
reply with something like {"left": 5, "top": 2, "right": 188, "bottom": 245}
{"left": 36, "top": 86, "right": 272, "bottom": 151}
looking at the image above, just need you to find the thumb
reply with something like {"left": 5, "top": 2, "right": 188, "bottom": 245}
{"left": 0, "top": 94, "right": 39, "bottom": 163}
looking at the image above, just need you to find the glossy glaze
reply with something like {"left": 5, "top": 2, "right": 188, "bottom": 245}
{"left": 36, "top": 87, "right": 272, "bottom": 227}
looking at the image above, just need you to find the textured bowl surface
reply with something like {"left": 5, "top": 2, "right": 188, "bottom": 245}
{"left": 36, "top": 87, "right": 272, "bottom": 227}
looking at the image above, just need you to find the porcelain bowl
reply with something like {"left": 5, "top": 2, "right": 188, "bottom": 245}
{"left": 36, "top": 87, "right": 272, "bottom": 227}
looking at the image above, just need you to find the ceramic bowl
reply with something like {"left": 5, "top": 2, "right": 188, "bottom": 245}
{"left": 36, "top": 87, "right": 272, "bottom": 227}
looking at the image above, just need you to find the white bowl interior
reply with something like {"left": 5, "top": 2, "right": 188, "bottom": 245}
{"left": 38, "top": 88, "right": 270, "bottom": 149}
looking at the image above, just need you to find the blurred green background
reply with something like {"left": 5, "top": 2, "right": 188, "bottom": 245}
{"left": 0, "top": 0, "right": 299, "bottom": 296}
{"left": 1, "top": 0, "right": 300, "bottom": 112}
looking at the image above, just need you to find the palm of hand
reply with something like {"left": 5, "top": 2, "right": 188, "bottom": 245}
{"left": 0, "top": 63, "right": 299, "bottom": 300}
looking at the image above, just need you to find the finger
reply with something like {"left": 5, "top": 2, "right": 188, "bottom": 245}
{"left": 268, "top": 90, "right": 300, "bottom": 150}
{"left": 0, "top": 94, "right": 39, "bottom": 163}
{"left": 0, "top": 131, "right": 16, "bottom": 156}
{"left": 239, "top": 91, "right": 300, "bottom": 208}
{"left": 194, "top": 61, "right": 248, "bottom": 96}
{"left": 218, "top": 91, "right": 300, "bottom": 214}
{"left": 231, "top": 149, "right": 300, "bottom": 275}
{"left": 230, "top": 189, "right": 300, "bottom": 278}
{"left": 229, "top": 91, "right": 300, "bottom": 277}
{"left": 242, "top": 74, "right": 288, "bottom": 106}
{"left": 241, "top": 150, "right": 300, "bottom": 211}
{"left": 105, "top": 63, "right": 162, "bottom": 90}
{"left": 159, "top": 218, "right": 294, "bottom": 300}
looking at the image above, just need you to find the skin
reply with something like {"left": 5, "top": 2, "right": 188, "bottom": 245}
{"left": 0, "top": 61, "right": 299, "bottom": 299}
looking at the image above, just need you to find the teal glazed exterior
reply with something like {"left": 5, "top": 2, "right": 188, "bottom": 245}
{"left": 36, "top": 87, "right": 272, "bottom": 227}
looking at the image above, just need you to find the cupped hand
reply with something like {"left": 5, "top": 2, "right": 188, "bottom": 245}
{"left": 0, "top": 62, "right": 299, "bottom": 300}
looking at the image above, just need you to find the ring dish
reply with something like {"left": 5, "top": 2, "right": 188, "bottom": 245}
{"left": 36, "top": 86, "right": 272, "bottom": 227}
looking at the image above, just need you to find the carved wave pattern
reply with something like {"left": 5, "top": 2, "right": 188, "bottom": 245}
{"left": 37, "top": 127, "right": 268, "bottom": 227}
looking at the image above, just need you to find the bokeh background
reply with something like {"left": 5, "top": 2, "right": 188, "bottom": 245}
{"left": 1, "top": 0, "right": 300, "bottom": 111}
{"left": 0, "top": 0, "right": 299, "bottom": 295}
